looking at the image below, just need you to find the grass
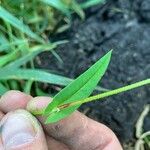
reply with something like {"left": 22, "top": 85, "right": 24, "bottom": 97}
{"left": 0, "top": 0, "right": 105, "bottom": 96}
{"left": 0, "top": 0, "right": 150, "bottom": 147}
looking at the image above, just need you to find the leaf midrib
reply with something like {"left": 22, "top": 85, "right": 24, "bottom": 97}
{"left": 60, "top": 56, "right": 109, "bottom": 105}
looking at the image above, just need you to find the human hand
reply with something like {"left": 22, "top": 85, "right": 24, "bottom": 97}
{"left": 0, "top": 91, "right": 123, "bottom": 150}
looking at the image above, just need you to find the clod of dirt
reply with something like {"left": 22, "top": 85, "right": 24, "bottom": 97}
{"left": 134, "top": 0, "right": 150, "bottom": 22}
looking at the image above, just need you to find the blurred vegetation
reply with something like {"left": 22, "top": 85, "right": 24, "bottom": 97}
{"left": 0, "top": 0, "right": 105, "bottom": 96}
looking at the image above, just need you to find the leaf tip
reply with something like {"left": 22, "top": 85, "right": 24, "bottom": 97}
{"left": 105, "top": 49, "right": 113, "bottom": 61}
{"left": 108, "top": 49, "right": 113, "bottom": 55}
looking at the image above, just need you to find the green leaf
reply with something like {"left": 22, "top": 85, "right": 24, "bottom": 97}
{"left": 4, "top": 51, "right": 40, "bottom": 69}
{"left": 0, "top": 50, "right": 19, "bottom": 67}
{"left": 0, "top": 69, "right": 73, "bottom": 86}
{"left": 36, "top": 86, "right": 50, "bottom": 96}
{"left": 62, "top": 79, "right": 150, "bottom": 109}
{"left": 80, "top": 0, "right": 105, "bottom": 9}
{"left": 71, "top": 0, "right": 85, "bottom": 20}
{"left": 4, "top": 43, "right": 57, "bottom": 69}
{"left": 0, "top": 39, "right": 27, "bottom": 52}
{"left": 0, "top": 6, "right": 43, "bottom": 42}
{"left": 0, "top": 83, "right": 8, "bottom": 96}
{"left": 40, "top": 0, "right": 71, "bottom": 17}
{"left": 9, "top": 80, "right": 19, "bottom": 90}
{"left": 44, "top": 50, "right": 112, "bottom": 123}
{"left": 0, "top": 33, "right": 9, "bottom": 52}
{"left": 23, "top": 80, "right": 33, "bottom": 94}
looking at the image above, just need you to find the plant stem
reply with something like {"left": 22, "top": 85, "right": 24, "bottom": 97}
{"left": 59, "top": 79, "right": 150, "bottom": 109}
{"left": 0, "top": 50, "right": 20, "bottom": 67}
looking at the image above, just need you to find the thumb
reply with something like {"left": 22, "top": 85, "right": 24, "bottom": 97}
{"left": 0, "top": 110, "right": 48, "bottom": 150}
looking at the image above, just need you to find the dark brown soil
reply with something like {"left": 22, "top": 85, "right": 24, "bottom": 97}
{"left": 36, "top": 0, "right": 150, "bottom": 147}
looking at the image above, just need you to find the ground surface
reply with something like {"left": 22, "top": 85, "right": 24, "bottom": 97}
{"left": 36, "top": 0, "right": 150, "bottom": 148}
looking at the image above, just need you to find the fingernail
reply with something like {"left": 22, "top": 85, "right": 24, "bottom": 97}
{"left": 27, "top": 97, "right": 51, "bottom": 115}
{"left": 2, "top": 113, "right": 36, "bottom": 148}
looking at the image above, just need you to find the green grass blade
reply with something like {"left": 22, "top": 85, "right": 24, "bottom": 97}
{"left": 4, "top": 43, "right": 57, "bottom": 69}
{"left": 23, "top": 80, "right": 33, "bottom": 94}
{"left": 0, "top": 6, "right": 43, "bottom": 42}
{"left": 0, "top": 83, "right": 8, "bottom": 95}
{"left": 4, "top": 51, "right": 40, "bottom": 69}
{"left": 0, "top": 69, "right": 72, "bottom": 86}
{"left": 47, "top": 79, "right": 150, "bottom": 124}
{"left": 0, "top": 33, "right": 9, "bottom": 52}
{"left": 51, "top": 50, "right": 63, "bottom": 63}
{"left": 0, "top": 50, "right": 19, "bottom": 67}
{"left": 0, "top": 39, "right": 27, "bottom": 52}
{"left": 61, "top": 79, "right": 150, "bottom": 108}
{"left": 80, "top": 0, "right": 105, "bottom": 9}
{"left": 36, "top": 87, "right": 50, "bottom": 96}
{"left": 71, "top": 0, "right": 85, "bottom": 19}
{"left": 9, "top": 80, "right": 19, "bottom": 90}
{"left": 40, "top": 0, "right": 71, "bottom": 17}
{"left": 45, "top": 50, "right": 112, "bottom": 123}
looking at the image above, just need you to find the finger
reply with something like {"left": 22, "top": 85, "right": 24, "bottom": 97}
{"left": 0, "top": 91, "right": 69, "bottom": 149}
{"left": 27, "top": 97, "right": 123, "bottom": 150}
{"left": 0, "top": 110, "right": 48, "bottom": 150}
{"left": 46, "top": 136, "right": 69, "bottom": 150}
{"left": 0, "top": 91, "right": 32, "bottom": 113}
{"left": 26, "top": 97, "right": 71, "bottom": 149}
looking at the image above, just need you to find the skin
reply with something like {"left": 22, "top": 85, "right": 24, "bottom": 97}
{"left": 0, "top": 90, "right": 123, "bottom": 150}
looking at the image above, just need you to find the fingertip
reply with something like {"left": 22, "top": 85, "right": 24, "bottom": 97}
{"left": 87, "top": 120, "right": 123, "bottom": 150}
{"left": 0, "top": 90, "right": 32, "bottom": 113}
{"left": 26, "top": 96, "right": 52, "bottom": 115}
{"left": 103, "top": 136, "right": 123, "bottom": 150}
